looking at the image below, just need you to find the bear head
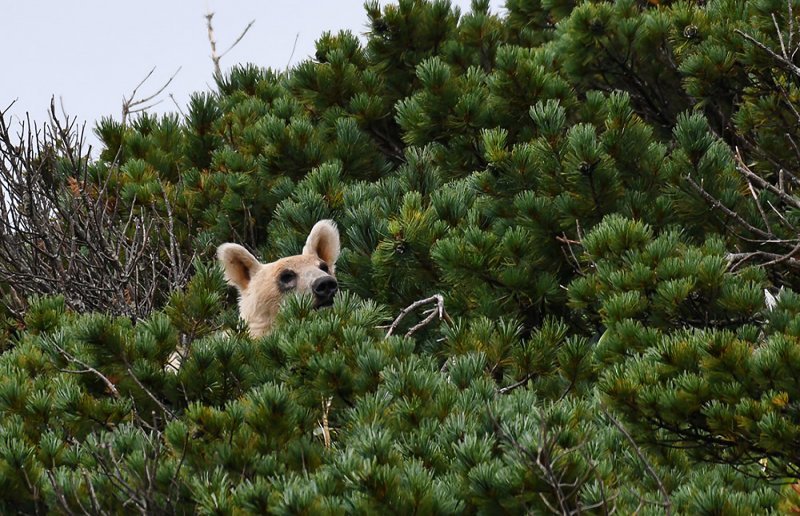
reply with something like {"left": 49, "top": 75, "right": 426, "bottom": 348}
{"left": 217, "top": 220, "right": 340, "bottom": 338}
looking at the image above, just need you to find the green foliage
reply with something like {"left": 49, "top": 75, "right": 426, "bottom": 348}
{"left": 5, "top": 0, "right": 800, "bottom": 511}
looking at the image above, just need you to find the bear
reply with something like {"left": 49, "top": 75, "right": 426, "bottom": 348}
{"left": 164, "top": 220, "right": 340, "bottom": 372}
{"left": 217, "top": 219, "right": 340, "bottom": 338}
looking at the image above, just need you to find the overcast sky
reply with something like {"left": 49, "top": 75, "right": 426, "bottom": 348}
{"left": 2, "top": 0, "right": 503, "bottom": 153}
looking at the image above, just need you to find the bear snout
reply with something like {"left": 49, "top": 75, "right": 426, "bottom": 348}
{"left": 311, "top": 276, "right": 338, "bottom": 307}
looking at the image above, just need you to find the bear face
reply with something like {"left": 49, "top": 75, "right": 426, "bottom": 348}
{"left": 217, "top": 220, "right": 340, "bottom": 338}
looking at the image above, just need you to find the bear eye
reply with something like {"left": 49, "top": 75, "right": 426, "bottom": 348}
{"left": 278, "top": 269, "right": 297, "bottom": 288}
{"left": 319, "top": 262, "right": 329, "bottom": 273}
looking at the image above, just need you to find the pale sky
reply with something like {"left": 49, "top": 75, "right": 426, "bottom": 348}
{"left": 2, "top": 0, "right": 504, "bottom": 153}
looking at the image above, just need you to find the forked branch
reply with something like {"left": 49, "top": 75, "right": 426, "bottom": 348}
{"left": 385, "top": 294, "right": 451, "bottom": 337}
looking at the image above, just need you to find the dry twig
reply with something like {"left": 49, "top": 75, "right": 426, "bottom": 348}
{"left": 205, "top": 10, "right": 255, "bottom": 76}
{"left": 684, "top": 175, "right": 773, "bottom": 240}
{"left": 320, "top": 396, "right": 333, "bottom": 448}
{"left": 50, "top": 340, "right": 120, "bottom": 399}
{"left": 0, "top": 99, "right": 193, "bottom": 320}
{"left": 384, "top": 294, "right": 451, "bottom": 338}
{"left": 604, "top": 408, "right": 672, "bottom": 515}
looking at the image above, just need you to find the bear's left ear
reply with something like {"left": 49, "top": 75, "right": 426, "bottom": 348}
{"left": 303, "top": 219, "right": 340, "bottom": 265}
{"left": 217, "top": 243, "right": 262, "bottom": 291}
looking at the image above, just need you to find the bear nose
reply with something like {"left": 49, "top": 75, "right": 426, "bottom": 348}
{"left": 312, "top": 276, "right": 338, "bottom": 300}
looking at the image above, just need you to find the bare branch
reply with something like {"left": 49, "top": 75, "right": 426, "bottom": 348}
{"left": 604, "top": 408, "right": 672, "bottom": 515}
{"left": 205, "top": 11, "right": 221, "bottom": 77}
{"left": 684, "top": 174, "right": 773, "bottom": 240}
{"left": 123, "top": 67, "right": 182, "bottom": 119}
{"left": 51, "top": 341, "right": 121, "bottom": 400}
{"left": 734, "top": 147, "right": 800, "bottom": 210}
{"left": 384, "top": 294, "right": 451, "bottom": 338}
{"left": 125, "top": 365, "right": 176, "bottom": 421}
{"left": 0, "top": 103, "right": 194, "bottom": 321}
{"left": 168, "top": 93, "right": 186, "bottom": 117}
{"left": 735, "top": 28, "right": 800, "bottom": 78}
{"left": 319, "top": 396, "right": 333, "bottom": 448}
{"left": 286, "top": 32, "right": 300, "bottom": 70}
{"left": 498, "top": 373, "right": 534, "bottom": 395}
{"left": 727, "top": 250, "right": 800, "bottom": 270}
{"left": 220, "top": 19, "right": 255, "bottom": 59}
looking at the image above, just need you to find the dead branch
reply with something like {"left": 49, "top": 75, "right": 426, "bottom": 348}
{"left": 684, "top": 175, "right": 773, "bottom": 240}
{"left": 320, "top": 396, "right": 333, "bottom": 448}
{"left": 736, "top": 27, "right": 800, "bottom": 79}
{"left": 498, "top": 373, "right": 534, "bottom": 395}
{"left": 734, "top": 147, "right": 800, "bottom": 210}
{"left": 51, "top": 340, "right": 120, "bottom": 400}
{"left": 0, "top": 100, "right": 194, "bottom": 321}
{"left": 121, "top": 67, "right": 181, "bottom": 123}
{"left": 220, "top": 20, "right": 255, "bottom": 60}
{"left": 557, "top": 233, "right": 585, "bottom": 276}
{"left": 726, "top": 250, "right": 800, "bottom": 270}
{"left": 286, "top": 33, "right": 300, "bottom": 70}
{"left": 205, "top": 12, "right": 221, "bottom": 76}
{"left": 384, "top": 294, "right": 451, "bottom": 337}
{"left": 81, "top": 468, "right": 107, "bottom": 516}
{"left": 205, "top": 10, "right": 255, "bottom": 76}
{"left": 45, "top": 470, "right": 78, "bottom": 516}
{"left": 168, "top": 93, "right": 186, "bottom": 117}
{"left": 604, "top": 408, "right": 672, "bottom": 515}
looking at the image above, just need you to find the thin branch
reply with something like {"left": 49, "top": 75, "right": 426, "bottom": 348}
{"left": 604, "top": 408, "right": 672, "bottom": 515}
{"left": 319, "top": 396, "right": 333, "bottom": 448}
{"left": 45, "top": 470, "right": 78, "bottom": 516}
{"left": 168, "top": 94, "right": 186, "bottom": 117}
{"left": 745, "top": 177, "right": 772, "bottom": 231}
{"left": 220, "top": 19, "right": 255, "bottom": 59}
{"left": 51, "top": 342, "right": 120, "bottom": 399}
{"left": 205, "top": 11, "right": 254, "bottom": 76}
{"left": 81, "top": 468, "right": 106, "bottom": 516}
{"left": 557, "top": 233, "right": 585, "bottom": 276}
{"left": 384, "top": 294, "right": 451, "bottom": 337}
{"left": 125, "top": 365, "right": 176, "bottom": 420}
{"left": 498, "top": 373, "right": 534, "bottom": 395}
{"left": 123, "top": 67, "right": 182, "bottom": 119}
{"left": 725, "top": 250, "right": 800, "bottom": 270}
{"left": 735, "top": 28, "right": 800, "bottom": 78}
{"left": 286, "top": 32, "right": 300, "bottom": 70}
{"left": 734, "top": 147, "right": 800, "bottom": 210}
{"left": 684, "top": 174, "right": 772, "bottom": 239}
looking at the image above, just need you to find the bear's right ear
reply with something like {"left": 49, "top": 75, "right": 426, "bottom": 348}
{"left": 217, "top": 243, "right": 262, "bottom": 291}
{"left": 302, "top": 219, "right": 340, "bottom": 265}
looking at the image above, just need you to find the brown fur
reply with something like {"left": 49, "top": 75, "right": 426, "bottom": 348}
{"left": 217, "top": 220, "right": 340, "bottom": 338}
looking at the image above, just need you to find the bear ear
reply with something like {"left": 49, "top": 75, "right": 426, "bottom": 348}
{"left": 217, "top": 243, "right": 262, "bottom": 290}
{"left": 302, "top": 220, "right": 340, "bottom": 265}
